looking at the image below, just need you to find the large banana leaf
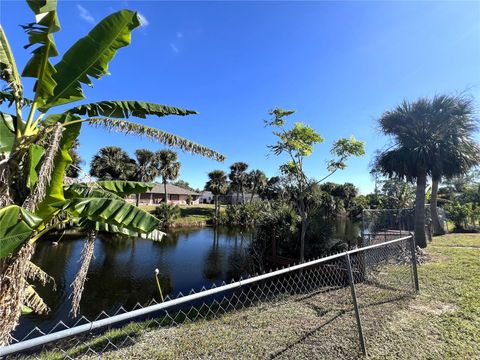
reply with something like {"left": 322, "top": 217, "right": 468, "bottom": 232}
{"left": 27, "top": 144, "right": 45, "bottom": 189}
{"left": 0, "top": 205, "right": 42, "bottom": 258}
{"left": 76, "top": 218, "right": 165, "bottom": 242}
{"left": 42, "top": 112, "right": 80, "bottom": 127}
{"left": 64, "top": 183, "right": 124, "bottom": 200}
{"left": 35, "top": 122, "right": 81, "bottom": 219}
{"left": 95, "top": 181, "right": 155, "bottom": 196}
{"left": 0, "top": 26, "right": 22, "bottom": 96}
{"left": 22, "top": 0, "right": 60, "bottom": 103}
{"left": 56, "top": 197, "right": 160, "bottom": 234}
{"left": 65, "top": 182, "right": 154, "bottom": 199}
{"left": 0, "top": 112, "right": 15, "bottom": 155}
{"left": 66, "top": 101, "right": 197, "bottom": 119}
{"left": 42, "top": 10, "right": 140, "bottom": 111}
{"left": 87, "top": 118, "right": 226, "bottom": 161}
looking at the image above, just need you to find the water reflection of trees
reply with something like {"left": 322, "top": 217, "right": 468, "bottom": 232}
{"left": 78, "top": 236, "right": 173, "bottom": 318}
{"left": 203, "top": 228, "right": 223, "bottom": 279}
{"left": 29, "top": 234, "right": 83, "bottom": 319}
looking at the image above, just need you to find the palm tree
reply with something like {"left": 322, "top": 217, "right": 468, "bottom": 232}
{"left": 248, "top": 169, "right": 267, "bottom": 203}
{"left": 205, "top": 170, "right": 229, "bottom": 220}
{"left": 158, "top": 150, "right": 180, "bottom": 203}
{"left": 65, "top": 140, "right": 83, "bottom": 178}
{"left": 90, "top": 146, "right": 137, "bottom": 180}
{"left": 428, "top": 96, "right": 479, "bottom": 235}
{"left": 228, "top": 162, "right": 249, "bottom": 203}
{"left": 374, "top": 95, "right": 479, "bottom": 247}
{"left": 133, "top": 149, "right": 162, "bottom": 206}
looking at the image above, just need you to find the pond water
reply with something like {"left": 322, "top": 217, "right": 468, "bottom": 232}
{"left": 14, "top": 218, "right": 359, "bottom": 339}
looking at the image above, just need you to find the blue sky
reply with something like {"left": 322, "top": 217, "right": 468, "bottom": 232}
{"left": 2, "top": 1, "right": 479, "bottom": 193}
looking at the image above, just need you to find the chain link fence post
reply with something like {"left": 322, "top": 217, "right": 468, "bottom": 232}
{"left": 409, "top": 233, "right": 420, "bottom": 292}
{"left": 345, "top": 253, "right": 367, "bottom": 356}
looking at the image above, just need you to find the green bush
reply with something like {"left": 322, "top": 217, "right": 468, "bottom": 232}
{"left": 153, "top": 204, "right": 181, "bottom": 229}
{"left": 445, "top": 202, "right": 474, "bottom": 231}
{"left": 220, "top": 202, "right": 268, "bottom": 226}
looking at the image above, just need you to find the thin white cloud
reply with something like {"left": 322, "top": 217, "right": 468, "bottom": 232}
{"left": 170, "top": 43, "right": 179, "bottom": 53}
{"left": 138, "top": 12, "right": 149, "bottom": 27}
{"left": 77, "top": 4, "right": 95, "bottom": 24}
{"left": 176, "top": 32, "right": 183, "bottom": 38}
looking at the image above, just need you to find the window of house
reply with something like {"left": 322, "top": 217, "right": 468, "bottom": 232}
{"left": 170, "top": 194, "right": 180, "bottom": 201}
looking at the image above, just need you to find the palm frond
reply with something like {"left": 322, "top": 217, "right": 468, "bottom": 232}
{"left": 87, "top": 117, "right": 225, "bottom": 162}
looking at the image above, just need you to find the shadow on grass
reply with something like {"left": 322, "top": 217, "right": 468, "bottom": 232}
{"left": 179, "top": 207, "right": 214, "bottom": 218}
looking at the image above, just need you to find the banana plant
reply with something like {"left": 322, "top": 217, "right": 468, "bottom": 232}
{"left": 0, "top": 0, "right": 224, "bottom": 344}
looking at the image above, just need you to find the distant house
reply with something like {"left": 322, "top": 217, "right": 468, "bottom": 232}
{"left": 199, "top": 191, "right": 214, "bottom": 204}
{"left": 131, "top": 183, "right": 200, "bottom": 205}
{"left": 219, "top": 192, "right": 260, "bottom": 205}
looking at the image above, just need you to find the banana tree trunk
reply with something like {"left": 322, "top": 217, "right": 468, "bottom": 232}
{"left": 414, "top": 170, "right": 428, "bottom": 248}
{"left": 0, "top": 242, "right": 35, "bottom": 345}
{"left": 430, "top": 176, "right": 445, "bottom": 236}
{"left": 135, "top": 193, "right": 140, "bottom": 206}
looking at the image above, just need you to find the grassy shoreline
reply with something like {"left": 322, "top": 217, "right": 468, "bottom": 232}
{"left": 140, "top": 204, "right": 217, "bottom": 227}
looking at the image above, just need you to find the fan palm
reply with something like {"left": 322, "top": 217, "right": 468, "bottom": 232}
{"left": 205, "top": 170, "right": 229, "bottom": 219}
{"left": 90, "top": 146, "right": 137, "bottom": 181}
{"left": 228, "top": 162, "right": 249, "bottom": 203}
{"left": 248, "top": 169, "right": 267, "bottom": 203}
{"left": 374, "top": 95, "right": 479, "bottom": 247}
{"left": 157, "top": 150, "right": 181, "bottom": 203}
{"left": 428, "top": 96, "right": 479, "bottom": 235}
{"left": 0, "top": 1, "right": 223, "bottom": 344}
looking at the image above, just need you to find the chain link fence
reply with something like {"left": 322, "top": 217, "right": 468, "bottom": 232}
{"left": 361, "top": 206, "right": 447, "bottom": 246}
{"left": 2, "top": 234, "right": 417, "bottom": 359}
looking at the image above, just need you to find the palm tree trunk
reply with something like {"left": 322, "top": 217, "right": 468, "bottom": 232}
{"left": 414, "top": 170, "right": 428, "bottom": 248}
{"left": 250, "top": 183, "right": 257, "bottom": 204}
{"left": 163, "top": 180, "right": 168, "bottom": 204}
{"left": 214, "top": 194, "right": 219, "bottom": 221}
{"left": 430, "top": 176, "right": 445, "bottom": 236}
{"left": 135, "top": 193, "right": 140, "bottom": 207}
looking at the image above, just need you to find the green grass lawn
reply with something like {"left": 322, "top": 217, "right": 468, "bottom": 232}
{"left": 139, "top": 204, "right": 218, "bottom": 227}
{"left": 37, "top": 234, "right": 480, "bottom": 359}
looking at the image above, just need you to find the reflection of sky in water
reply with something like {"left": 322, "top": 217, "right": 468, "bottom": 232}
{"left": 14, "top": 220, "right": 359, "bottom": 340}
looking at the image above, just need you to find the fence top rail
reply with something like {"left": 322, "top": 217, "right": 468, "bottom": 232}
{"left": 0, "top": 234, "right": 413, "bottom": 357}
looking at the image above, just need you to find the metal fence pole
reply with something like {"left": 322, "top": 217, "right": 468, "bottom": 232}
{"left": 409, "top": 234, "right": 420, "bottom": 292}
{"left": 345, "top": 253, "right": 367, "bottom": 356}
